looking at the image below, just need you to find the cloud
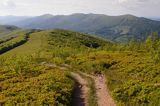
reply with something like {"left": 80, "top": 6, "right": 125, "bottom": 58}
{"left": 117, "top": 0, "right": 148, "bottom": 9}
{"left": 0, "top": 0, "right": 160, "bottom": 17}
{"left": 118, "top": 0, "right": 128, "bottom": 3}
{"left": 1, "top": 0, "right": 16, "bottom": 9}
{"left": 137, "top": 0, "right": 150, "bottom": 2}
{"left": 118, "top": 0, "right": 151, "bottom": 4}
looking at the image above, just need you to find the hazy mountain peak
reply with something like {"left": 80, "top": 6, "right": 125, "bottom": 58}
{"left": 123, "top": 14, "right": 136, "bottom": 17}
{"left": 70, "top": 13, "right": 108, "bottom": 17}
{"left": 39, "top": 14, "right": 54, "bottom": 18}
{"left": 119, "top": 14, "right": 137, "bottom": 18}
{"left": 71, "top": 13, "right": 85, "bottom": 15}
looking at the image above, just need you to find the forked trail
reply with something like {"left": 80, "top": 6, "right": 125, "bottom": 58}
{"left": 71, "top": 72, "right": 116, "bottom": 106}
{"left": 41, "top": 63, "right": 115, "bottom": 106}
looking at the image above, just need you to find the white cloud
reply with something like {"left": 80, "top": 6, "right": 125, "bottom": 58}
{"left": 0, "top": 0, "right": 160, "bottom": 17}
{"left": 118, "top": 0, "right": 128, "bottom": 3}
{"left": 0, "top": 0, "right": 16, "bottom": 9}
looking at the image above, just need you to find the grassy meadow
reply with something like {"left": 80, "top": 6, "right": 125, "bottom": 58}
{"left": 0, "top": 29, "right": 160, "bottom": 106}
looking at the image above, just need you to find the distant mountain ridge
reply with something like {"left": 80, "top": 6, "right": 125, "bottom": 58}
{"left": 0, "top": 25, "right": 19, "bottom": 38}
{"left": 1, "top": 13, "right": 160, "bottom": 42}
{"left": 0, "top": 16, "right": 31, "bottom": 25}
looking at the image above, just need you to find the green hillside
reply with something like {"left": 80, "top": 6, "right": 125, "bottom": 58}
{"left": 0, "top": 29, "right": 160, "bottom": 106}
{"left": 0, "top": 29, "right": 109, "bottom": 105}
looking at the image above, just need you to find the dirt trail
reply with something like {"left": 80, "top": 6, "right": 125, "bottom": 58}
{"left": 41, "top": 62, "right": 116, "bottom": 106}
{"left": 94, "top": 75, "right": 116, "bottom": 106}
{"left": 80, "top": 72, "right": 116, "bottom": 106}
{"left": 71, "top": 72, "right": 89, "bottom": 106}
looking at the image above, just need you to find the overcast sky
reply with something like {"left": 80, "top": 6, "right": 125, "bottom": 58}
{"left": 0, "top": 0, "right": 160, "bottom": 18}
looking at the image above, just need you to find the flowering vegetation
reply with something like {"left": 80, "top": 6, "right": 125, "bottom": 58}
{"left": 0, "top": 29, "right": 160, "bottom": 105}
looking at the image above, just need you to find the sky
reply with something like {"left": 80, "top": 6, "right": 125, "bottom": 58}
{"left": 0, "top": 0, "right": 160, "bottom": 18}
